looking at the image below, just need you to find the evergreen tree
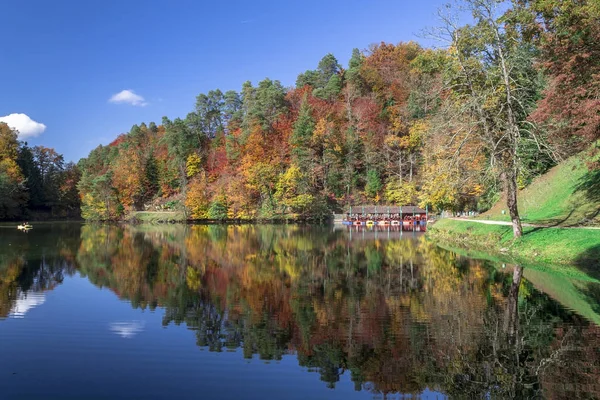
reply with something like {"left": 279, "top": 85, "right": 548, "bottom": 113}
{"left": 290, "top": 95, "right": 315, "bottom": 172}
{"left": 17, "top": 144, "right": 43, "bottom": 209}
{"left": 365, "top": 169, "right": 382, "bottom": 200}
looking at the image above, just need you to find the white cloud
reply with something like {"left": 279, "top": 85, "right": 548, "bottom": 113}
{"left": 109, "top": 89, "right": 148, "bottom": 106}
{"left": 0, "top": 113, "right": 47, "bottom": 138}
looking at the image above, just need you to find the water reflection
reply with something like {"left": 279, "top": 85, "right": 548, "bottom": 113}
{"left": 109, "top": 321, "right": 146, "bottom": 338}
{"left": 1, "top": 223, "right": 599, "bottom": 398}
{"left": 8, "top": 291, "right": 46, "bottom": 318}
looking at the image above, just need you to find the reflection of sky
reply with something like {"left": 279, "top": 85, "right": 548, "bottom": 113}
{"left": 109, "top": 321, "right": 146, "bottom": 338}
{"left": 9, "top": 291, "right": 46, "bottom": 318}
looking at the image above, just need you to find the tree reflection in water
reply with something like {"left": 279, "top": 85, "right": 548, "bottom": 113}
{"left": 1, "top": 224, "right": 599, "bottom": 398}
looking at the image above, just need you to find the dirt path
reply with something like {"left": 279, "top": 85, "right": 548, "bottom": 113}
{"left": 449, "top": 218, "right": 600, "bottom": 230}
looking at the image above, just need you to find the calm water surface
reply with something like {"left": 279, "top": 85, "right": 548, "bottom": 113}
{"left": 1, "top": 223, "right": 599, "bottom": 399}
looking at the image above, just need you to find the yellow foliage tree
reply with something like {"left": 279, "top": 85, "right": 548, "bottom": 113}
{"left": 185, "top": 174, "right": 210, "bottom": 219}
{"left": 385, "top": 179, "right": 417, "bottom": 205}
{"left": 275, "top": 165, "right": 314, "bottom": 215}
{"left": 186, "top": 153, "right": 202, "bottom": 178}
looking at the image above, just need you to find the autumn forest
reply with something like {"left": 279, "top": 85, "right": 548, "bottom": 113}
{"left": 1, "top": 0, "right": 598, "bottom": 224}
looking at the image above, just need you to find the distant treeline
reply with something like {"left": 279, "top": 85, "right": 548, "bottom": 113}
{"left": 0, "top": 123, "right": 80, "bottom": 220}
{"left": 1, "top": 0, "right": 598, "bottom": 222}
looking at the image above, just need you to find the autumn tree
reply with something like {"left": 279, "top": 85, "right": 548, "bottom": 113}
{"left": 524, "top": 0, "right": 600, "bottom": 156}
{"left": 275, "top": 166, "right": 314, "bottom": 217}
{"left": 0, "top": 123, "right": 27, "bottom": 219}
{"left": 185, "top": 173, "right": 210, "bottom": 219}
{"left": 78, "top": 145, "right": 120, "bottom": 220}
{"left": 57, "top": 162, "right": 81, "bottom": 216}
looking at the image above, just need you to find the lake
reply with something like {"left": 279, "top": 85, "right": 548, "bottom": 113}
{"left": 1, "top": 223, "right": 599, "bottom": 399}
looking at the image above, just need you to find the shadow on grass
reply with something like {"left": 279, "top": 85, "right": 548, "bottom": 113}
{"left": 576, "top": 246, "right": 600, "bottom": 315}
{"left": 576, "top": 168, "right": 600, "bottom": 201}
{"left": 523, "top": 168, "right": 600, "bottom": 228}
{"left": 524, "top": 209, "right": 576, "bottom": 234}
{"left": 570, "top": 168, "right": 600, "bottom": 308}
{"left": 573, "top": 244, "right": 600, "bottom": 280}
{"left": 574, "top": 168, "right": 600, "bottom": 224}
{"left": 579, "top": 281, "right": 600, "bottom": 316}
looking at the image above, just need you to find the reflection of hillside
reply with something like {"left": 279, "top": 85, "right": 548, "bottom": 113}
{"left": 74, "top": 224, "right": 600, "bottom": 397}
{"left": 1, "top": 224, "right": 599, "bottom": 397}
{"left": 0, "top": 258, "right": 72, "bottom": 319}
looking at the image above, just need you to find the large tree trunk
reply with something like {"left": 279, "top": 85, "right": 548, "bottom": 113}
{"left": 483, "top": 2, "right": 524, "bottom": 239}
{"left": 506, "top": 169, "right": 523, "bottom": 238}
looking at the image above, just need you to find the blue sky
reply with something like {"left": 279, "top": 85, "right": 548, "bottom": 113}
{"left": 1, "top": 0, "right": 448, "bottom": 162}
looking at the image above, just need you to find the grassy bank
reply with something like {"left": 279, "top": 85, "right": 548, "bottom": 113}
{"left": 428, "top": 219, "right": 600, "bottom": 269}
{"left": 482, "top": 143, "right": 600, "bottom": 226}
{"left": 126, "top": 211, "right": 187, "bottom": 224}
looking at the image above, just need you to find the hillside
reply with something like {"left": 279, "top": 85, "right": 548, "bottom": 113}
{"left": 483, "top": 144, "right": 600, "bottom": 227}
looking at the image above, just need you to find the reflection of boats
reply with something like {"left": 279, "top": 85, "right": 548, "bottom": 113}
{"left": 338, "top": 224, "right": 427, "bottom": 239}
{"left": 17, "top": 224, "right": 33, "bottom": 231}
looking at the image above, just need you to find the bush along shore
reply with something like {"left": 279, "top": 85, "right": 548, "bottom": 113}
{"left": 427, "top": 219, "right": 600, "bottom": 270}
